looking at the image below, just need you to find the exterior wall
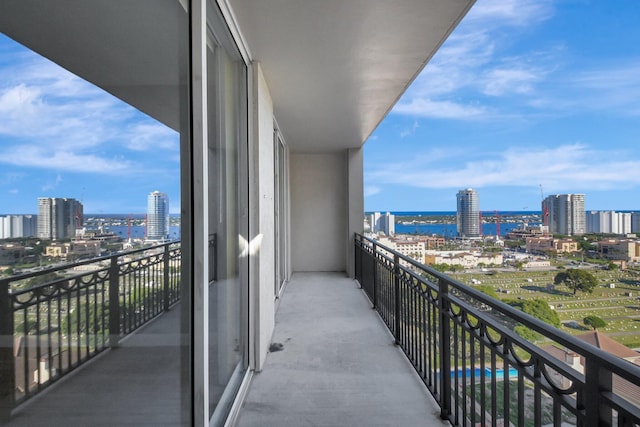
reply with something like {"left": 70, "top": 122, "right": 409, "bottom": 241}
{"left": 253, "top": 63, "right": 276, "bottom": 370}
{"left": 346, "top": 148, "right": 364, "bottom": 277}
{"left": 457, "top": 188, "right": 479, "bottom": 237}
{"left": 598, "top": 239, "right": 640, "bottom": 262}
{"left": 291, "top": 152, "right": 347, "bottom": 271}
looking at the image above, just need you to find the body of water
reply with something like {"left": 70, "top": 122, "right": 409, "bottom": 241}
{"left": 93, "top": 225, "right": 181, "bottom": 240}
{"left": 452, "top": 367, "right": 519, "bottom": 380}
{"left": 395, "top": 222, "right": 529, "bottom": 237}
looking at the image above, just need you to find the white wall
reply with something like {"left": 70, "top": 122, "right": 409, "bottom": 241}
{"left": 251, "top": 63, "right": 276, "bottom": 371}
{"left": 290, "top": 153, "right": 347, "bottom": 272}
{"left": 346, "top": 148, "right": 364, "bottom": 277}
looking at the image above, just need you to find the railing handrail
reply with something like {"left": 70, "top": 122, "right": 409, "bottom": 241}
{"left": 1, "top": 240, "right": 181, "bottom": 421}
{"left": 1, "top": 240, "right": 180, "bottom": 287}
{"left": 355, "top": 232, "right": 640, "bottom": 426}
{"left": 355, "top": 233, "right": 640, "bottom": 383}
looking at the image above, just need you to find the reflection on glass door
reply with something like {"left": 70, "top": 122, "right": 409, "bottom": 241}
{"left": 274, "top": 130, "right": 288, "bottom": 296}
{"left": 206, "top": 8, "right": 248, "bottom": 423}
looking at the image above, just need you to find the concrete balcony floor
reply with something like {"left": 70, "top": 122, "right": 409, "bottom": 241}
{"left": 236, "top": 272, "right": 446, "bottom": 427}
{"left": 6, "top": 272, "right": 445, "bottom": 426}
{"left": 7, "top": 306, "right": 184, "bottom": 426}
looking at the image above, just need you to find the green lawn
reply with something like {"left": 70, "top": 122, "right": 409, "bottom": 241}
{"left": 451, "top": 268, "right": 640, "bottom": 348}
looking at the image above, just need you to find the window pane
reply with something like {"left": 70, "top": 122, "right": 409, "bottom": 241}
{"left": 0, "top": 1, "right": 190, "bottom": 425}
{"left": 206, "top": 12, "right": 249, "bottom": 421}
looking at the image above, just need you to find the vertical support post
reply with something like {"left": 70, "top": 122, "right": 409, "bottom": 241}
{"left": 0, "top": 279, "right": 15, "bottom": 422}
{"left": 108, "top": 256, "right": 120, "bottom": 348}
{"left": 393, "top": 253, "right": 400, "bottom": 345}
{"left": 372, "top": 242, "right": 377, "bottom": 309}
{"left": 163, "top": 244, "right": 170, "bottom": 311}
{"left": 583, "top": 358, "right": 612, "bottom": 427}
{"left": 438, "top": 277, "right": 451, "bottom": 420}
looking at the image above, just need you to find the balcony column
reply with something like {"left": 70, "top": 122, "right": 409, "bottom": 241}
{"left": 346, "top": 147, "right": 364, "bottom": 278}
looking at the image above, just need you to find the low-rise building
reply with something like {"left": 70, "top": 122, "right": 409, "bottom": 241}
{"left": 0, "top": 244, "right": 26, "bottom": 266}
{"left": 424, "top": 250, "right": 503, "bottom": 269}
{"left": 375, "top": 235, "right": 445, "bottom": 263}
{"left": 45, "top": 241, "right": 101, "bottom": 260}
{"left": 506, "top": 224, "right": 547, "bottom": 240}
{"left": 526, "top": 237, "right": 578, "bottom": 254}
{"left": 598, "top": 239, "right": 640, "bottom": 262}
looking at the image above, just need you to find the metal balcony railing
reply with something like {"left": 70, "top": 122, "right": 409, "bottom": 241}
{"left": 354, "top": 234, "right": 640, "bottom": 427}
{"left": 0, "top": 242, "right": 181, "bottom": 421}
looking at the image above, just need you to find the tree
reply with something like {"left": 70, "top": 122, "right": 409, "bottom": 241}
{"left": 506, "top": 298, "right": 561, "bottom": 328}
{"left": 554, "top": 268, "right": 597, "bottom": 295}
{"left": 475, "top": 285, "right": 498, "bottom": 299}
{"left": 583, "top": 315, "right": 607, "bottom": 330}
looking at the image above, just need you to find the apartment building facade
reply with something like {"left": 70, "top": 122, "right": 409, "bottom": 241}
{"left": 586, "top": 210, "right": 633, "bottom": 235}
{"left": 37, "top": 198, "right": 83, "bottom": 240}
{"left": 542, "top": 193, "right": 586, "bottom": 236}
{"left": 0, "top": 215, "right": 37, "bottom": 239}
{"left": 456, "top": 188, "right": 480, "bottom": 237}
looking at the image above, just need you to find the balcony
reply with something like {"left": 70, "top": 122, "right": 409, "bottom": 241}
{"left": 2, "top": 237, "right": 640, "bottom": 426}
{"left": 0, "top": 243, "right": 182, "bottom": 425}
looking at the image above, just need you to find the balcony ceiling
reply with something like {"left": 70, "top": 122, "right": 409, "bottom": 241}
{"left": 229, "top": 0, "right": 475, "bottom": 152}
{"left": 0, "top": 0, "right": 474, "bottom": 152}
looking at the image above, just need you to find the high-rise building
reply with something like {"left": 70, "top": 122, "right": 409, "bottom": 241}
{"left": 368, "top": 211, "right": 395, "bottom": 236}
{"left": 147, "top": 191, "right": 170, "bottom": 241}
{"left": 37, "top": 198, "right": 83, "bottom": 240}
{"left": 542, "top": 194, "right": 585, "bottom": 236}
{"left": 633, "top": 213, "right": 640, "bottom": 234}
{"left": 586, "top": 211, "right": 633, "bottom": 235}
{"left": 0, "top": 215, "right": 37, "bottom": 238}
{"left": 456, "top": 188, "right": 480, "bottom": 238}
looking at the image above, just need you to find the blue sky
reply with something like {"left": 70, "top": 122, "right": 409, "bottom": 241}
{"left": 0, "top": 33, "right": 180, "bottom": 214}
{"left": 365, "top": 0, "right": 640, "bottom": 212}
{"left": 1, "top": 0, "right": 640, "bottom": 215}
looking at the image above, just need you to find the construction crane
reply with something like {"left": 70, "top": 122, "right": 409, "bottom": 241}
{"left": 540, "top": 184, "right": 549, "bottom": 236}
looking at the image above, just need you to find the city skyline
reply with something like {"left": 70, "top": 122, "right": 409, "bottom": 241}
{"left": 364, "top": 0, "right": 640, "bottom": 212}
{"left": 1, "top": 1, "right": 640, "bottom": 214}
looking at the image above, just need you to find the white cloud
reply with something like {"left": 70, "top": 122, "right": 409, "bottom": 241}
{"left": 464, "top": 0, "right": 554, "bottom": 27}
{"left": 0, "top": 145, "right": 133, "bottom": 174}
{"left": 481, "top": 67, "right": 540, "bottom": 96}
{"left": 366, "top": 143, "right": 640, "bottom": 192}
{"left": 364, "top": 186, "right": 381, "bottom": 197}
{"left": 0, "top": 40, "right": 179, "bottom": 177}
{"left": 127, "top": 123, "right": 179, "bottom": 151}
{"left": 391, "top": 0, "right": 556, "bottom": 120}
{"left": 394, "top": 98, "right": 486, "bottom": 119}
{"left": 42, "top": 174, "right": 63, "bottom": 192}
{"left": 399, "top": 121, "right": 420, "bottom": 138}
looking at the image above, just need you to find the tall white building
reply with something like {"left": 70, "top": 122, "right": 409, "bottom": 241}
{"left": 586, "top": 211, "right": 633, "bottom": 235}
{"left": 37, "top": 198, "right": 83, "bottom": 240}
{"left": 542, "top": 194, "right": 585, "bottom": 236}
{"left": 456, "top": 188, "right": 480, "bottom": 238}
{"left": 147, "top": 191, "right": 170, "bottom": 241}
{"left": 0, "top": 215, "right": 37, "bottom": 238}
{"left": 368, "top": 211, "right": 394, "bottom": 236}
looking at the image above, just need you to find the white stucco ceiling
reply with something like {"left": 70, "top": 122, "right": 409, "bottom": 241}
{"left": 0, "top": 0, "right": 474, "bottom": 152}
{"left": 228, "top": 0, "right": 475, "bottom": 152}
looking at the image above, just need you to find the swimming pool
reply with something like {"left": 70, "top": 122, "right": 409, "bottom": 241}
{"left": 451, "top": 367, "right": 519, "bottom": 379}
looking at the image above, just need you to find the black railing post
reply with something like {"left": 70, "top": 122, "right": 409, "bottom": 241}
{"left": 0, "top": 279, "right": 15, "bottom": 422}
{"left": 108, "top": 256, "right": 120, "bottom": 348}
{"left": 372, "top": 242, "right": 378, "bottom": 309}
{"left": 393, "top": 253, "right": 400, "bottom": 345}
{"left": 583, "top": 358, "right": 613, "bottom": 427}
{"left": 438, "top": 277, "right": 451, "bottom": 420}
{"left": 163, "top": 244, "right": 170, "bottom": 311}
